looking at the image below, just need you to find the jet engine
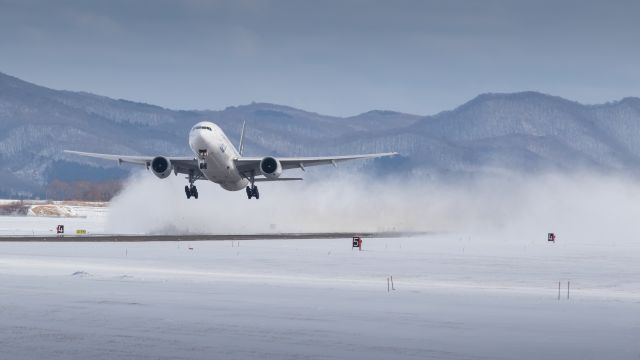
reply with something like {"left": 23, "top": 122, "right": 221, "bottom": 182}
{"left": 259, "top": 156, "right": 282, "bottom": 179}
{"left": 150, "top": 156, "right": 172, "bottom": 179}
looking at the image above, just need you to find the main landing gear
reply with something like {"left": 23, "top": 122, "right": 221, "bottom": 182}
{"left": 246, "top": 185, "right": 259, "bottom": 199}
{"left": 245, "top": 173, "right": 259, "bottom": 200}
{"left": 185, "top": 185, "right": 198, "bottom": 199}
{"left": 185, "top": 172, "right": 199, "bottom": 199}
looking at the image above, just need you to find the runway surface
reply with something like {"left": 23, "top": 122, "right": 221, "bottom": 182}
{"left": 0, "top": 231, "right": 426, "bottom": 242}
{"left": 1, "top": 234, "right": 639, "bottom": 360}
{"left": 1, "top": 209, "right": 639, "bottom": 359}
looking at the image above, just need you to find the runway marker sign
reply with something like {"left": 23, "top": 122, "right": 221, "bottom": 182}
{"left": 352, "top": 236, "right": 362, "bottom": 250}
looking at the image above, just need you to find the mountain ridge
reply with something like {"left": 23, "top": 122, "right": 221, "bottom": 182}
{"left": 1, "top": 71, "right": 640, "bottom": 198}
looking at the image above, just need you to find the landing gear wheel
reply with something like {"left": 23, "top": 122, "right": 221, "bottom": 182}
{"left": 185, "top": 184, "right": 198, "bottom": 199}
{"left": 246, "top": 185, "right": 259, "bottom": 199}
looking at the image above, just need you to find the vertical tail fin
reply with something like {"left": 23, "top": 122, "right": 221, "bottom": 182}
{"left": 238, "top": 120, "right": 246, "bottom": 156}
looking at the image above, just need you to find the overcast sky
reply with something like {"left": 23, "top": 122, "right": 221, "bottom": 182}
{"left": 1, "top": 0, "right": 639, "bottom": 116}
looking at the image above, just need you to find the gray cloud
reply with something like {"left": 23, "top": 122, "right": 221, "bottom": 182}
{"left": 1, "top": 0, "right": 639, "bottom": 116}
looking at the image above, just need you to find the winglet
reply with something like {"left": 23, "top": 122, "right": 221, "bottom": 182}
{"left": 238, "top": 120, "right": 247, "bottom": 156}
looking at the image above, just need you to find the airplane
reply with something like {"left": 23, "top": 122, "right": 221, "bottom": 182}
{"left": 65, "top": 121, "right": 397, "bottom": 200}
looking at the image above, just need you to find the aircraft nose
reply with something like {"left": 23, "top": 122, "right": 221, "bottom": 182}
{"left": 189, "top": 131, "right": 203, "bottom": 149}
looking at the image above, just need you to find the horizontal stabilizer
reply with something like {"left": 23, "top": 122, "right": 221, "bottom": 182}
{"left": 254, "top": 177, "right": 303, "bottom": 182}
{"left": 235, "top": 152, "right": 398, "bottom": 174}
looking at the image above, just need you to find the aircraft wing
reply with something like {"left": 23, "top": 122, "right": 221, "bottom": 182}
{"left": 234, "top": 152, "right": 398, "bottom": 175}
{"left": 64, "top": 150, "right": 200, "bottom": 175}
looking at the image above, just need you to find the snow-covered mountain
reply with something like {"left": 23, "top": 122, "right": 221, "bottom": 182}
{"left": 1, "top": 71, "right": 640, "bottom": 197}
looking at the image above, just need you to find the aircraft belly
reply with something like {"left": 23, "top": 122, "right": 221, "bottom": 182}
{"left": 220, "top": 178, "right": 249, "bottom": 191}
{"left": 189, "top": 129, "right": 246, "bottom": 191}
{"left": 203, "top": 151, "right": 241, "bottom": 184}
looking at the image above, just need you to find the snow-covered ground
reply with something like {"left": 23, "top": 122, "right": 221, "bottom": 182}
{"left": 0, "top": 229, "right": 638, "bottom": 359}
{"left": 0, "top": 207, "right": 107, "bottom": 236}
{"left": 0, "top": 199, "right": 108, "bottom": 236}
{"left": 2, "top": 174, "right": 640, "bottom": 359}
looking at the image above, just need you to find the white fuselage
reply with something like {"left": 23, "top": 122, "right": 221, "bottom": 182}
{"left": 188, "top": 121, "right": 249, "bottom": 191}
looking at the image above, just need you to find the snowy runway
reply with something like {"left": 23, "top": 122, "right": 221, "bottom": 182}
{"left": 0, "top": 233, "right": 638, "bottom": 359}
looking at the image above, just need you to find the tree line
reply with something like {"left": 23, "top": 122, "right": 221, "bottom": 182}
{"left": 46, "top": 180, "right": 123, "bottom": 201}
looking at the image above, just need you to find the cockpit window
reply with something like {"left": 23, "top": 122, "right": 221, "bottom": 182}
{"left": 193, "top": 126, "right": 213, "bottom": 131}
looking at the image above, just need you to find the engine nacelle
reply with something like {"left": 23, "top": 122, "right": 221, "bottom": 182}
{"left": 150, "top": 156, "right": 172, "bottom": 179}
{"left": 259, "top": 156, "right": 282, "bottom": 179}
